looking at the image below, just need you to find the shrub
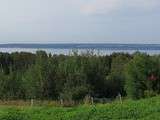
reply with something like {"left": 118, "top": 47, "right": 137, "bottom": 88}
{"left": 0, "top": 109, "right": 30, "bottom": 120}
{"left": 144, "top": 90, "right": 157, "bottom": 98}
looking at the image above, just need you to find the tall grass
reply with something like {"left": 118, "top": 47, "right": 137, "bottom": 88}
{"left": 0, "top": 96, "right": 160, "bottom": 120}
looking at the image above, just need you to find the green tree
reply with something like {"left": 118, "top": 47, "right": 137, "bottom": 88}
{"left": 106, "top": 54, "right": 131, "bottom": 97}
{"left": 125, "top": 53, "right": 151, "bottom": 99}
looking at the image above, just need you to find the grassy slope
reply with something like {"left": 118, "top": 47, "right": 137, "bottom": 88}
{"left": 0, "top": 96, "right": 160, "bottom": 120}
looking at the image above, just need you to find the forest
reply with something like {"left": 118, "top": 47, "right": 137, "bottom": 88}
{"left": 0, "top": 51, "right": 159, "bottom": 102}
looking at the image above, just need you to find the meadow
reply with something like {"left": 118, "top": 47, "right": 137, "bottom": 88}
{"left": 0, "top": 96, "right": 160, "bottom": 120}
{"left": 0, "top": 51, "right": 159, "bottom": 119}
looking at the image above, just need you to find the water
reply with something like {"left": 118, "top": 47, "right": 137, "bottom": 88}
{"left": 0, "top": 44, "right": 160, "bottom": 55}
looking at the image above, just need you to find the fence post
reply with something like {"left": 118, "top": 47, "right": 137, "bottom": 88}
{"left": 91, "top": 97, "right": 94, "bottom": 105}
{"left": 118, "top": 93, "right": 122, "bottom": 104}
{"left": 60, "top": 99, "right": 63, "bottom": 106}
{"left": 31, "top": 99, "right": 34, "bottom": 107}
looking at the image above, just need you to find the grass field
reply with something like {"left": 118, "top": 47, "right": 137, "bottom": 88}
{"left": 0, "top": 96, "right": 160, "bottom": 120}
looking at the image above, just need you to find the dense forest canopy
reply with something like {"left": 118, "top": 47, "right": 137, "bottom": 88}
{"left": 0, "top": 51, "right": 159, "bottom": 101}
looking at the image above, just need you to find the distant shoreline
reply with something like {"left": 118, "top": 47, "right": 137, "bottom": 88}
{"left": 0, "top": 43, "right": 159, "bottom": 50}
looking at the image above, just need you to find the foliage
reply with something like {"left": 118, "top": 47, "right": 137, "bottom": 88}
{"left": 125, "top": 53, "right": 160, "bottom": 99}
{"left": 0, "top": 51, "right": 159, "bottom": 100}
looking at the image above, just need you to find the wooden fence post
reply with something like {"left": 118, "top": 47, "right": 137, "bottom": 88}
{"left": 118, "top": 93, "right": 122, "bottom": 104}
{"left": 31, "top": 99, "right": 34, "bottom": 107}
{"left": 91, "top": 97, "right": 94, "bottom": 105}
{"left": 60, "top": 99, "right": 63, "bottom": 106}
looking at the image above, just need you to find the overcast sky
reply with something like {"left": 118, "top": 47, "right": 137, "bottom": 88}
{"left": 0, "top": 0, "right": 160, "bottom": 44}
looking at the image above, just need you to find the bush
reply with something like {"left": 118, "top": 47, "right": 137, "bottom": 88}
{"left": 144, "top": 90, "right": 157, "bottom": 98}
{"left": 0, "top": 109, "right": 30, "bottom": 120}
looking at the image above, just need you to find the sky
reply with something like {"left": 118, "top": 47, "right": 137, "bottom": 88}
{"left": 0, "top": 0, "right": 160, "bottom": 44}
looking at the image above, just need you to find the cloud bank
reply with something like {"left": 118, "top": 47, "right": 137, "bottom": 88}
{"left": 0, "top": 0, "right": 159, "bottom": 43}
{"left": 81, "top": 0, "right": 160, "bottom": 15}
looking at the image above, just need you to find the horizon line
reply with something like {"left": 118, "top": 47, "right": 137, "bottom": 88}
{"left": 0, "top": 42, "right": 160, "bottom": 45}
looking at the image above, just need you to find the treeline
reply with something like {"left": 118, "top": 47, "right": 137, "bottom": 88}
{"left": 0, "top": 51, "right": 159, "bottom": 101}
